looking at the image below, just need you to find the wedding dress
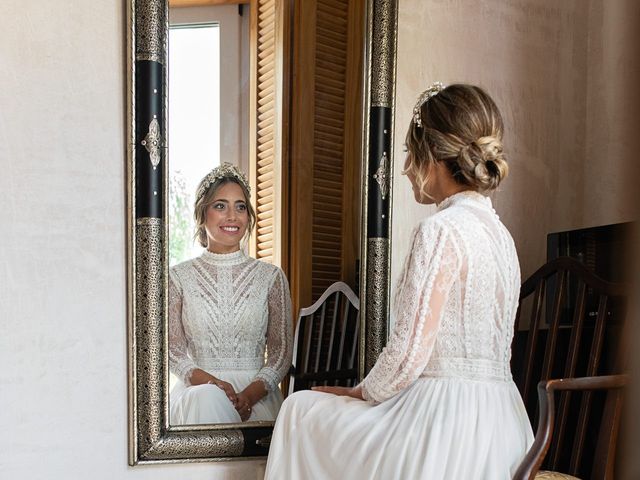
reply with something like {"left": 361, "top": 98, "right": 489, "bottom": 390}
{"left": 168, "top": 249, "right": 292, "bottom": 425}
{"left": 265, "top": 191, "right": 534, "bottom": 479}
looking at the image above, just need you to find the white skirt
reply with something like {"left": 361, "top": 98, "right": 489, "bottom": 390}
{"left": 265, "top": 376, "right": 534, "bottom": 479}
{"left": 170, "top": 369, "right": 283, "bottom": 425}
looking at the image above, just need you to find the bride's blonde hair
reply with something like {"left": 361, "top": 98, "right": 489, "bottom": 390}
{"left": 404, "top": 84, "right": 509, "bottom": 198}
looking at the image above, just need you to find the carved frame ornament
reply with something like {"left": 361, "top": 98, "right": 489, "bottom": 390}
{"left": 127, "top": 0, "right": 398, "bottom": 464}
{"left": 360, "top": 0, "right": 398, "bottom": 375}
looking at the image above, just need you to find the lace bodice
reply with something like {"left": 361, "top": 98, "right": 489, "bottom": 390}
{"left": 169, "top": 250, "right": 293, "bottom": 392}
{"left": 361, "top": 191, "right": 521, "bottom": 403}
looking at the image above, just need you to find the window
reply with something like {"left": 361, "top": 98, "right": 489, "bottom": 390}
{"left": 168, "top": 24, "right": 220, "bottom": 265}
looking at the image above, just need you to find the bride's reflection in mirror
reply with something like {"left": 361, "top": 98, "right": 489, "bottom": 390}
{"left": 169, "top": 165, "right": 293, "bottom": 425}
{"left": 167, "top": 3, "right": 291, "bottom": 426}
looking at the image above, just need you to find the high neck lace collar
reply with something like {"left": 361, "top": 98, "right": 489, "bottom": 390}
{"left": 200, "top": 249, "right": 249, "bottom": 266}
{"left": 436, "top": 190, "right": 493, "bottom": 212}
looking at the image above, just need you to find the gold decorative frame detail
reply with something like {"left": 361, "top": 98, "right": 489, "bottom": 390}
{"left": 359, "top": 0, "right": 398, "bottom": 375}
{"left": 127, "top": 0, "right": 272, "bottom": 464}
{"left": 127, "top": 0, "right": 398, "bottom": 464}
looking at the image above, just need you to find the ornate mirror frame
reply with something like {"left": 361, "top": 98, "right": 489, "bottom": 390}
{"left": 127, "top": 0, "right": 398, "bottom": 464}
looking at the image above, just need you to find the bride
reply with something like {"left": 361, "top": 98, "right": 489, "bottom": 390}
{"left": 168, "top": 163, "right": 292, "bottom": 425}
{"left": 265, "top": 83, "right": 534, "bottom": 479}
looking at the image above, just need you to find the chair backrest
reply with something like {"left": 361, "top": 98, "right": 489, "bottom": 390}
{"left": 511, "top": 256, "right": 629, "bottom": 478}
{"left": 288, "top": 281, "right": 360, "bottom": 395}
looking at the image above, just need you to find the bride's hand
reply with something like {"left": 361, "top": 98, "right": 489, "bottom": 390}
{"left": 207, "top": 379, "right": 238, "bottom": 406}
{"left": 235, "top": 391, "right": 253, "bottom": 421}
{"left": 311, "top": 385, "right": 364, "bottom": 399}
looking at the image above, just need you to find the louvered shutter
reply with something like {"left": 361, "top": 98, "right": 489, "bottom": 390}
{"left": 311, "top": 0, "right": 349, "bottom": 299}
{"left": 289, "top": 0, "right": 363, "bottom": 312}
{"left": 249, "top": 0, "right": 289, "bottom": 268}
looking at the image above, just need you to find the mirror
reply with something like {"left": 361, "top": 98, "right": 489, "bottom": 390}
{"left": 127, "top": 0, "right": 398, "bottom": 463}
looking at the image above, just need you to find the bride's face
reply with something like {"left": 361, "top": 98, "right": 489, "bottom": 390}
{"left": 204, "top": 182, "right": 249, "bottom": 254}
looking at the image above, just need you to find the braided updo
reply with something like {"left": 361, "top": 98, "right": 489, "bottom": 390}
{"left": 405, "top": 84, "right": 508, "bottom": 194}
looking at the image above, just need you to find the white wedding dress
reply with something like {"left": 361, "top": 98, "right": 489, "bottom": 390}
{"left": 265, "top": 191, "right": 534, "bottom": 479}
{"left": 168, "top": 249, "right": 292, "bottom": 425}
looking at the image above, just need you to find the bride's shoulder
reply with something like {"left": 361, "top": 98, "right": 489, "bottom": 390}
{"left": 418, "top": 204, "right": 475, "bottom": 234}
{"left": 414, "top": 214, "right": 468, "bottom": 254}
{"left": 416, "top": 212, "right": 453, "bottom": 236}
{"left": 168, "top": 259, "right": 199, "bottom": 288}
{"left": 253, "top": 257, "right": 284, "bottom": 276}
{"left": 171, "top": 257, "right": 196, "bottom": 272}
{"left": 253, "top": 260, "right": 289, "bottom": 289}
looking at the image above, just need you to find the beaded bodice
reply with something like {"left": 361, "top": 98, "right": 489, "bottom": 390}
{"left": 362, "top": 191, "right": 520, "bottom": 403}
{"left": 169, "top": 250, "right": 292, "bottom": 392}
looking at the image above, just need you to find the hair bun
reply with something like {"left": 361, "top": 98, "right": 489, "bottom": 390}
{"left": 456, "top": 135, "right": 508, "bottom": 191}
{"left": 476, "top": 136, "right": 502, "bottom": 162}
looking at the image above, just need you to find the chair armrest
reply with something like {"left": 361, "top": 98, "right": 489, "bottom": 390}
{"left": 513, "top": 374, "right": 629, "bottom": 480}
{"left": 543, "top": 375, "right": 628, "bottom": 392}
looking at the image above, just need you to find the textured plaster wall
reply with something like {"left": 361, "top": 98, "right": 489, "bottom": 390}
{"left": 0, "top": 1, "right": 262, "bottom": 478}
{"left": 391, "top": 0, "right": 638, "bottom": 289}
{"left": 583, "top": 0, "right": 640, "bottom": 227}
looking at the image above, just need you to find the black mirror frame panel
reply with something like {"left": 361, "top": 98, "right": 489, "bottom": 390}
{"left": 127, "top": 0, "right": 398, "bottom": 464}
{"left": 360, "top": 0, "right": 398, "bottom": 376}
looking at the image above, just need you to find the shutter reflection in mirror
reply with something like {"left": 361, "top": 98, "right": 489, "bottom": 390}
{"left": 249, "top": 0, "right": 290, "bottom": 271}
{"left": 289, "top": 0, "right": 364, "bottom": 317}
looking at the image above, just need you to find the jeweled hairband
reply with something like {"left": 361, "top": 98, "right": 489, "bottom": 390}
{"left": 412, "top": 81, "right": 445, "bottom": 128}
{"left": 195, "top": 162, "right": 252, "bottom": 202}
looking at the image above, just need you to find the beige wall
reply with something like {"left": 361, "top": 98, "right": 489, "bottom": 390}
{"left": 583, "top": 0, "right": 639, "bottom": 227}
{"left": 0, "top": 0, "right": 262, "bottom": 478}
{"left": 391, "top": 0, "right": 638, "bottom": 289}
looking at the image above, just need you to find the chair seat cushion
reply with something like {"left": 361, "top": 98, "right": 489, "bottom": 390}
{"left": 535, "top": 471, "right": 581, "bottom": 480}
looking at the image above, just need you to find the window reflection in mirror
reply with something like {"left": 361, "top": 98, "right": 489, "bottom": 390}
{"left": 169, "top": 23, "right": 221, "bottom": 265}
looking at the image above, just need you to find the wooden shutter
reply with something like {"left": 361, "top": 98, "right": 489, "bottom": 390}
{"left": 312, "top": 0, "right": 349, "bottom": 299}
{"left": 290, "top": 0, "right": 364, "bottom": 313}
{"left": 249, "top": 0, "right": 289, "bottom": 270}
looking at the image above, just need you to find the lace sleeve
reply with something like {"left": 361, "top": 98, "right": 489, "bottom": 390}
{"left": 168, "top": 269, "right": 197, "bottom": 384}
{"left": 360, "top": 219, "right": 460, "bottom": 403}
{"left": 253, "top": 268, "right": 293, "bottom": 392}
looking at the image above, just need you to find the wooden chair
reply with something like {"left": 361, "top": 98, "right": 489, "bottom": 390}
{"left": 511, "top": 257, "right": 629, "bottom": 479}
{"left": 514, "top": 374, "right": 628, "bottom": 480}
{"left": 288, "top": 281, "right": 360, "bottom": 395}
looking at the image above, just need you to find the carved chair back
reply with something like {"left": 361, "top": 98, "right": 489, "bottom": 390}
{"left": 511, "top": 257, "right": 629, "bottom": 478}
{"left": 288, "top": 281, "right": 360, "bottom": 395}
